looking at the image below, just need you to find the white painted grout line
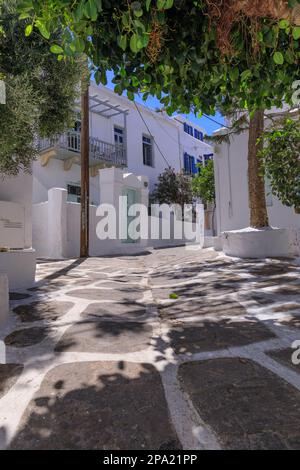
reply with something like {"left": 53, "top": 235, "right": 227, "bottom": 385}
{"left": 0, "top": 250, "right": 300, "bottom": 450}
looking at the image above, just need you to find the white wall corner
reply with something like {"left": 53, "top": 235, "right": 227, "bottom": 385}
{"left": 0, "top": 274, "right": 9, "bottom": 327}
{"left": 48, "top": 188, "right": 68, "bottom": 259}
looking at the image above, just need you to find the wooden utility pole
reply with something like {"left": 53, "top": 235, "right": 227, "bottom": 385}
{"left": 80, "top": 72, "right": 90, "bottom": 258}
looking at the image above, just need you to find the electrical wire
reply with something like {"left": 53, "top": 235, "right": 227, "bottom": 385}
{"left": 134, "top": 101, "right": 171, "bottom": 168}
{"left": 203, "top": 114, "right": 231, "bottom": 129}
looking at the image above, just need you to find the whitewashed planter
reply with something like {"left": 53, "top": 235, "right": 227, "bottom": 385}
{"left": 0, "top": 274, "right": 9, "bottom": 326}
{"left": 222, "top": 227, "right": 291, "bottom": 259}
{"left": 213, "top": 236, "right": 223, "bottom": 252}
{"left": 288, "top": 229, "right": 300, "bottom": 258}
{"left": 0, "top": 249, "right": 36, "bottom": 290}
{"left": 203, "top": 236, "right": 214, "bottom": 248}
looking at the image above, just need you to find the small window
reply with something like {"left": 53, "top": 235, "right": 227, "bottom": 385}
{"left": 197, "top": 158, "right": 202, "bottom": 174}
{"left": 184, "top": 123, "right": 194, "bottom": 136}
{"left": 67, "top": 184, "right": 81, "bottom": 203}
{"left": 72, "top": 112, "right": 81, "bottom": 133}
{"left": 194, "top": 129, "right": 204, "bottom": 141}
{"left": 203, "top": 154, "right": 213, "bottom": 166}
{"left": 114, "top": 127, "right": 124, "bottom": 145}
{"left": 184, "top": 153, "right": 196, "bottom": 175}
{"left": 143, "top": 135, "right": 154, "bottom": 167}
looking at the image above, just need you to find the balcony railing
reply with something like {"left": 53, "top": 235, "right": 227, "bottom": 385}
{"left": 38, "top": 131, "right": 127, "bottom": 167}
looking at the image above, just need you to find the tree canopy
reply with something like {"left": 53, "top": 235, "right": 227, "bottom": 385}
{"left": 260, "top": 116, "right": 300, "bottom": 211}
{"left": 0, "top": 0, "right": 82, "bottom": 176}
{"left": 191, "top": 160, "right": 215, "bottom": 205}
{"left": 17, "top": 0, "right": 300, "bottom": 116}
{"left": 150, "top": 168, "right": 193, "bottom": 207}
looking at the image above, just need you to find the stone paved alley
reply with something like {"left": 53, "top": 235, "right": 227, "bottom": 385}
{"left": 0, "top": 247, "right": 300, "bottom": 450}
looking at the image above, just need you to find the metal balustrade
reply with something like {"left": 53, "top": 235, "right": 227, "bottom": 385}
{"left": 38, "top": 131, "right": 127, "bottom": 167}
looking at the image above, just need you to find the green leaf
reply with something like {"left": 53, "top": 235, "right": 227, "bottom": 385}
{"left": 130, "top": 34, "right": 139, "bottom": 53}
{"left": 279, "top": 19, "right": 290, "bottom": 29}
{"left": 132, "top": 76, "right": 139, "bottom": 86}
{"left": 118, "top": 35, "right": 127, "bottom": 51}
{"left": 73, "top": 37, "right": 85, "bottom": 53}
{"left": 19, "top": 12, "right": 30, "bottom": 20}
{"left": 25, "top": 24, "right": 32, "bottom": 36}
{"left": 273, "top": 51, "right": 284, "bottom": 65}
{"left": 157, "top": 0, "right": 173, "bottom": 9}
{"left": 229, "top": 67, "right": 239, "bottom": 82}
{"left": 292, "top": 27, "right": 300, "bottom": 41}
{"left": 169, "top": 293, "right": 178, "bottom": 299}
{"left": 240, "top": 70, "right": 252, "bottom": 81}
{"left": 84, "top": 0, "right": 98, "bottom": 20}
{"left": 127, "top": 90, "right": 134, "bottom": 100}
{"left": 134, "top": 9, "right": 143, "bottom": 18}
{"left": 285, "top": 49, "right": 295, "bottom": 64}
{"left": 288, "top": 0, "right": 298, "bottom": 7}
{"left": 146, "top": 0, "right": 152, "bottom": 11}
{"left": 36, "top": 21, "right": 50, "bottom": 39}
{"left": 122, "top": 13, "right": 130, "bottom": 28}
{"left": 50, "top": 44, "right": 64, "bottom": 54}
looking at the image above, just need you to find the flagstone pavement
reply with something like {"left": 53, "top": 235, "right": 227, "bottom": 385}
{"left": 0, "top": 246, "right": 300, "bottom": 450}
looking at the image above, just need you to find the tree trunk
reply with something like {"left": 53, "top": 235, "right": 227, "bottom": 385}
{"left": 80, "top": 72, "right": 90, "bottom": 258}
{"left": 247, "top": 109, "right": 269, "bottom": 228}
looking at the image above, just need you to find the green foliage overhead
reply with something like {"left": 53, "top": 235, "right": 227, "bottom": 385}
{"left": 151, "top": 167, "right": 193, "bottom": 207}
{"left": 17, "top": 0, "right": 300, "bottom": 116}
{"left": 191, "top": 159, "right": 215, "bottom": 205}
{"left": 0, "top": 0, "right": 82, "bottom": 176}
{"left": 260, "top": 117, "right": 300, "bottom": 211}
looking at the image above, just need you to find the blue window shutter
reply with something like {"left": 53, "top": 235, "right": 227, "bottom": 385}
{"left": 184, "top": 153, "right": 189, "bottom": 172}
{"left": 200, "top": 132, "right": 204, "bottom": 141}
{"left": 191, "top": 156, "right": 197, "bottom": 174}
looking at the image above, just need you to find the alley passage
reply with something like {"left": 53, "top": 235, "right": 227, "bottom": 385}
{"left": 0, "top": 247, "right": 300, "bottom": 449}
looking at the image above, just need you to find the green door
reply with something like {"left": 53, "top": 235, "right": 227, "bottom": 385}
{"left": 122, "top": 187, "right": 138, "bottom": 243}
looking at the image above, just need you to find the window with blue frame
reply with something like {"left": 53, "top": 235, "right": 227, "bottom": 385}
{"left": 184, "top": 153, "right": 197, "bottom": 175}
{"left": 203, "top": 153, "right": 214, "bottom": 166}
{"left": 194, "top": 129, "right": 204, "bottom": 141}
{"left": 184, "top": 123, "right": 203, "bottom": 141}
{"left": 183, "top": 123, "right": 193, "bottom": 136}
{"left": 196, "top": 158, "right": 202, "bottom": 174}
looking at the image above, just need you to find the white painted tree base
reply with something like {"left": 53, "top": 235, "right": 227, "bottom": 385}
{"left": 0, "top": 275, "right": 9, "bottom": 326}
{"left": 213, "top": 236, "right": 223, "bottom": 252}
{"left": 0, "top": 249, "right": 36, "bottom": 290}
{"left": 222, "top": 227, "right": 292, "bottom": 259}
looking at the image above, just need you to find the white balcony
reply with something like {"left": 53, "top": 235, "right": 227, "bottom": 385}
{"left": 38, "top": 131, "right": 127, "bottom": 168}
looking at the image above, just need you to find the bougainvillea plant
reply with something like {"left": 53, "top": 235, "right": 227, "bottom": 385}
{"left": 17, "top": 0, "right": 300, "bottom": 227}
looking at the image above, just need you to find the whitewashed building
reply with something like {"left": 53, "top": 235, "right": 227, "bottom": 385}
{"left": 33, "top": 83, "right": 213, "bottom": 205}
{"left": 213, "top": 121, "right": 300, "bottom": 236}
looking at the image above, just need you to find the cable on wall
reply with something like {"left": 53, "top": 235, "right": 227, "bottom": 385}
{"left": 134, "top": 101, "right": 171, "bottom": 168}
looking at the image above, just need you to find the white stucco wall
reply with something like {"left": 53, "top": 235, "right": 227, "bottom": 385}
{"left": 0, "top": 172, "right": 33, "bottom": 248}
{"left": 33, "top": 158, "right": 100, "bottom": 206}
{"left": 32, "top": 84, "right": 213, "bottom": 204}
{"left": 0, "top": 274, "right": 9, "bottom": 326}
{"left": 214, "top": 129, "right": 300, "bottom": 234}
